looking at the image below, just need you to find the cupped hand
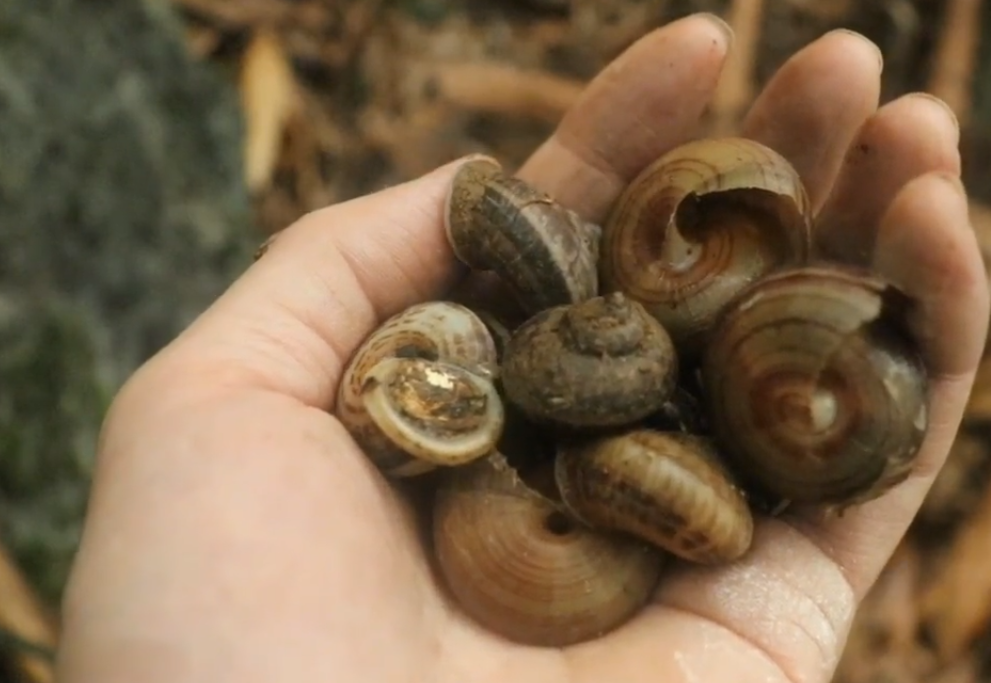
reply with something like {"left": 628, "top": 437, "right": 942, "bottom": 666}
{"left": 55, "top": 14, "right": 989, "bottom": 683}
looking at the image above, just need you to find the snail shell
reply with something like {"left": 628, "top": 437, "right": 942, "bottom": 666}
{"left": 555, "top": 430, "right": 754, "bottom": 564}
{"left": 600, "top": 137, "right": 813, "bottom": 350}
{"left": 336, "top": 301, "right": 504, "bottom": 477}
{"left": 444, "top": 158, "right": 602, "bottom": 316}
{"left": 701, "top": 264, "right": 929, "bottom": 506}
{"left": 500, "top": 292, "right": 678, "bottom": 428}
{"left": 433, "top": 451, "right": 665, "bottom": 646}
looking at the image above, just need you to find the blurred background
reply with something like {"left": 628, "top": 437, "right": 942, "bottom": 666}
{"left": 2, "top": 0, "right": 990, "bottom": 681}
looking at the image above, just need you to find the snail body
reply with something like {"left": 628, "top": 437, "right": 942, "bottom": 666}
{"left": 701, "top": 264, "right": 929, "bottom": 506}
{"left": 444, "top": 158, "right": 602, "bottom": 316}
{"left": 433, "top": 451, "right": 665, "bottom": 646}
{"left": 555, "top": 430, "right": 753, "bottom": 563}
{"left": 500, "top": 293, "right": 678, "bottom": 429}
{"left": 336, "top": 301, "right": 504, "bottom": 477}
{"left": 600, "top": 137, "right": 813, "bottom": 351}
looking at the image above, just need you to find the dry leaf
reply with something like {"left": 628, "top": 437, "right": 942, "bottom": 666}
{"left": 968, "top": 201, "right": 991, "bottom": 263}
{"left": 0, "top": 543, "right": 58, "bottom": 683}
{"left": 919, "top": 477, "right": 991, "bottom": 662}
{"left": 835, "top": 546, "right": 931, "bottom": 683}
{"left": 965, "top": 356, "right": 991, "bottom": 420}
{"left": 240, "top": 30, "right": 299, "bottom": 193}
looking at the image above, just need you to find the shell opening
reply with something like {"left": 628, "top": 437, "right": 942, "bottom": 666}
{"left": 362, "top": 357, "right": 504, "bottom": 467}
{"left": 543, "top": 510, "right": 576, "bottom": 536}
{"left": 672, "top": 189, "right": 802, "bottom": 264}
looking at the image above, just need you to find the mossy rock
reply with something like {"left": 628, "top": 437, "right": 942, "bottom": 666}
{"left": 0, "top": 0, "right": 256, "bottom": 605}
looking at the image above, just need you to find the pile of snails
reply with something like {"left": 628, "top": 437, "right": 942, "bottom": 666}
{"left": 335, "top": 137, "right": 931, "bottom": 647}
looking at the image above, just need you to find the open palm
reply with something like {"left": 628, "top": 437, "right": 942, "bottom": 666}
{"left": 56, "top": 14, "right": 988, "bottom": 683}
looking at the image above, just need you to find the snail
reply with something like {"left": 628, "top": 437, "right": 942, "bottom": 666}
{"left": 335, "top": 301, "right": 505, "bottom": 477}
{"left": 499, "top": 292, "right": 679, "bottom": 429}
{"left": 700, "top": 264, "right": 930, "bottom": 507}
{"left": 555, "top": 430, "right": 754, "bottom": 564}
{"left": 433, "top": 450, "right": 666, "bottom": 647}
{"left": 600, "top": 137, "right": 813, "bottom": 352}
{"left": 444, "top": 157, "right": 602, "bottom": 317}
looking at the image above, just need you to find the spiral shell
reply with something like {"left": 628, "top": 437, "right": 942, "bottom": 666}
{"left": 701, "top": 264, "right": 929, "bottom": 506}
{"left": 336, "top": 301, "right": 504, "bottom": 477}
{"left": 500, "top": 292, "right": 678, "bottom": 428}
{"left": 601, "top": 137, "right": 813, "bottom": 350}
{"left": 555, "top": 430, "right": 753, "bottom": 563}
{"left": 433, "top": 451, "right": 665, "bottom": 646}
{"left": 444, "top": 158, "right": 602, "bottom": 316}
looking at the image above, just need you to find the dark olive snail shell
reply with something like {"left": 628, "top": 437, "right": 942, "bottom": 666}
{"left": 500, "top": 293, "right": 679, "bottom": 429}
{"left": 701, "top": 264, "right": 929, "bottom": 506}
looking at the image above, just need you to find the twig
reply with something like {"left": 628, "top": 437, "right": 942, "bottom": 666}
{"left": 926, "top": 0, "right": 983, "bottom": 128}
{"left": 709, "top": 0, "right": 765, "bottom": 135}
{"left": 424, "top": 61, "right": 584, "bottom": 125}
{"left": 0, "top": 543, "right": 57, "bottom": 683}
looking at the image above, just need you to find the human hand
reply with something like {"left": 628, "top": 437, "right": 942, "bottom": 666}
{"left": 55, "top": 13, "right": 989, "bottom": 683}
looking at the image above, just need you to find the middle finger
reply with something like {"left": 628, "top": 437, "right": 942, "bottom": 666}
{"left": 740, "top": 29, "right": 883, "bottom": 212}
{"left": 516, "top": 13, "right": 733, "bottom": 223}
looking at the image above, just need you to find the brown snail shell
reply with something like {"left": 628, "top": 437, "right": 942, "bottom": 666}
{"left": 433, "top": 451, "right": 666, "bottom": 646}
{"left": 600, "top": 137, "right": 813, "bottom": 351}
{"left": 500, "top": 292, "right": 678, "bottom": 429}
{"left": 444, "top": 157, "right": 602, "bottom": 316}
{"left": 336, "top": 301, "right": 504, "bottom": 477}
{"left": 701, "top": 264, "right": 930, "bottom": 507}
{"left": 555, "top": 430, "right": 754, "bottom": 564}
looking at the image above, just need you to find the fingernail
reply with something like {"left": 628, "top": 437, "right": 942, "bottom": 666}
{"left": 829, "top": 29, "right": 884, "bottom": 73}
{"left": 460, "top": 153, "right": 502, "bottom": 167}
{"left": 445, "top": 153, "right": 502, "bottom": 175}
{"left": 911, "top": 92, "right": 961, "bottom": 140}
{"left": 696, "top": 12, "right": 734, "bottom": 47}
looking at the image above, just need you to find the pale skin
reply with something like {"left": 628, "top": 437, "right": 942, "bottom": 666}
{"left": 55, "top": 14, "right": 989, "bottom": 683}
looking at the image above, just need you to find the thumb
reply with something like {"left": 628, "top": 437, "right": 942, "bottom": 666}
{"left": 157, "top": 155, "right": 486, "bottom": 409}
